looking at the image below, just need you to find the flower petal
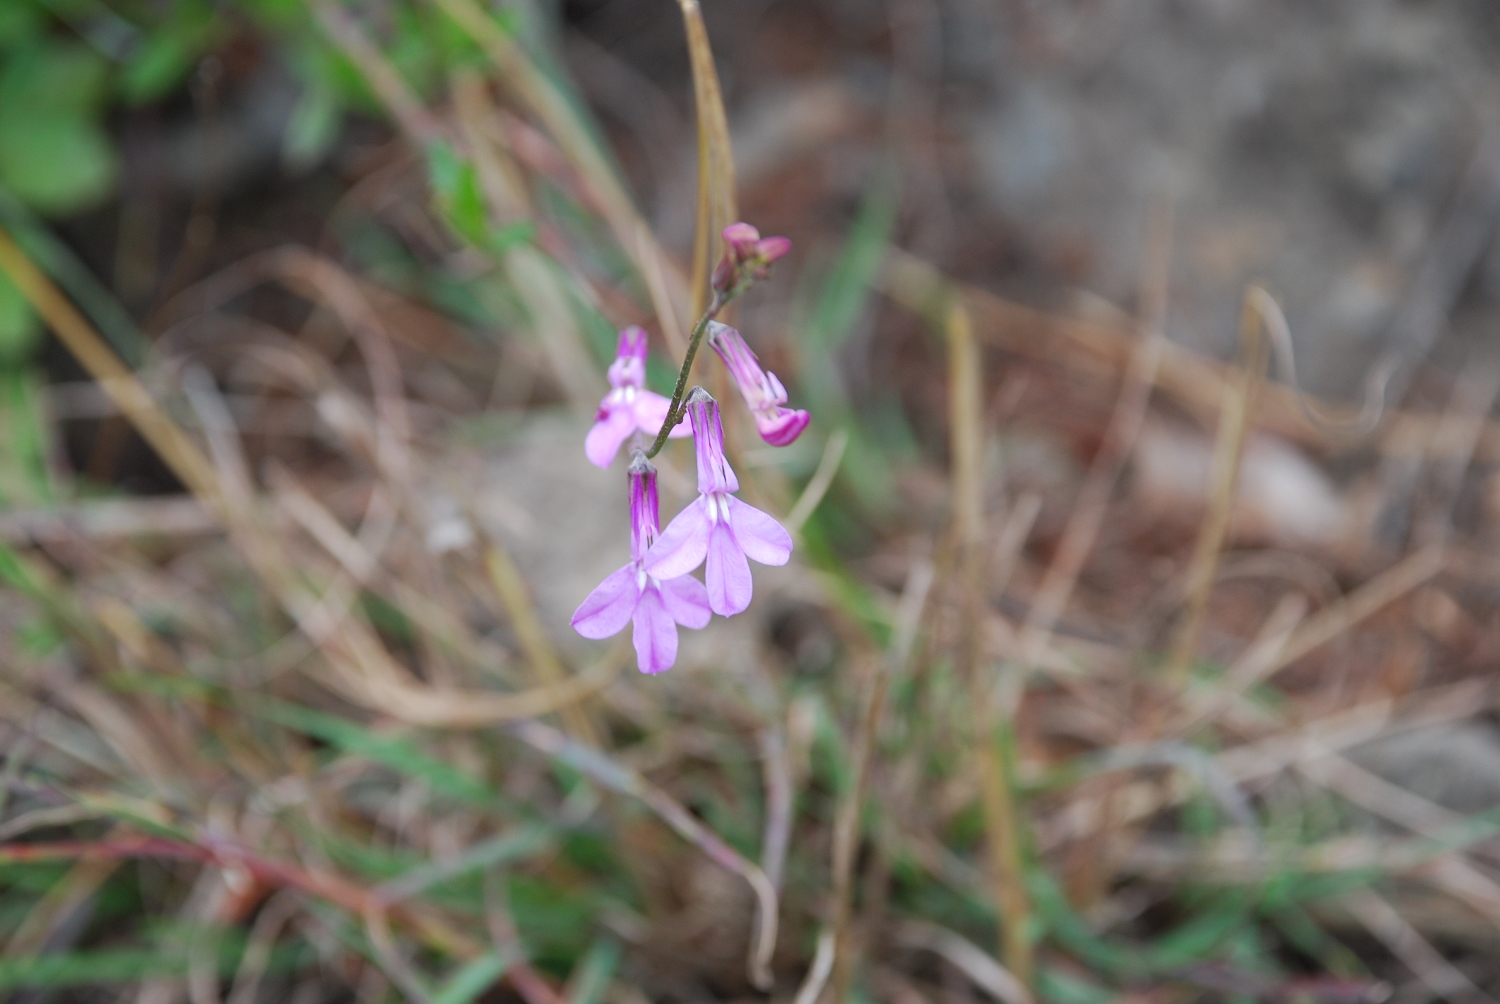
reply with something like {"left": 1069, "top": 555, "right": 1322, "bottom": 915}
{"left": 644, "top": 498, "right": 711, "bottom": 579}
{"left": 631, "top": 586, "right": 679, "bottom": 674}
{"left": 571, "top": 564, "right": 639, "bottom": 639}
{"left": 705, "top": 521, "right": 753, "bottom": 616}
{"left": 584, "top": 400, "right": 637, "bottom": 468}
{"left": 633, "top": 391, "right": 692, "bottom": 439}
{"left": 725, "top": 496, "right": 793, "bottom": 566}
{"left": 755, "top": 407, "right": 810, "bottom": 447}
{"left": 658, "top": 573, "right": 711, "bottom": 629}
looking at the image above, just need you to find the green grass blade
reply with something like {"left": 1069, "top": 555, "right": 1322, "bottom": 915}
{"left": 433, "top": 950, "right": 510, "bottom": 1004}
{"left": 251, "top": 698, "right": 495, "bottom": 809}
{"left": 565, "top": 936, "right": 621, "bottom": 1004}
{"left": 376, "top": 824, "right": 554, "bottom": 903}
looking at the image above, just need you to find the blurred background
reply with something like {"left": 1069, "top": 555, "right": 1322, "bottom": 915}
{"left": 3, "top": 0, "right": 1500, "bottom": 1001}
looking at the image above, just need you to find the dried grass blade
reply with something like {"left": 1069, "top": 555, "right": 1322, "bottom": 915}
{"left": 485, "top": 544, "right": 600, "bottom": 744}
{"left": 0, "top": 227, "right": 223, "bottom": 508}
{"left": 507, "top": 719, "right": 778, "bottom": 989}
{"left": 1267, "top": 545, "right": 1445, "bottom": 676}
{"left": 311, "top": 1, "right": 445, "bottom": 144}
{"left": 894, "top": 921, "right": 1035, "bottom": 1004}
{"left": 946, "top": 291, "right": 1033, "bottom": 987}
{"left": 1344, "top": 888, "right": 1496, "bottom": 1004}
{"left": 677, "top": 0, "right": 738, "bottom": 316}
{"left": 1021, "top": 206, "right": 1171, "bottom": 657}
{"left": 786, "top": 428, "right": 849, "bottom": 534}
{"left": 428, "top": 0, "right": 648, "bottom": 263}
{"left": 1165, "top": 285, "right": 1272, "bottom": 683}
{"left": 797, "top": 555, "right": 935, "bottom": 1004}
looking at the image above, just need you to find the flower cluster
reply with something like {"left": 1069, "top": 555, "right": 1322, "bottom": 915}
{"left": 571, "top": 224, "right": 804, "bottom": 675}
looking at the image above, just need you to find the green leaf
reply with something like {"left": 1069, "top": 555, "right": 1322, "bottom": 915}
{"left": 426, "top": 142, "right": 489, "bottom": 247}
{"left": 794, "top": 166, "right": 903, "bottom": 515}
{"left": 0, "top": 116, "right": 116, "bottom": 214}
{"left": 118, "top": 0, "right": 221, "bottom": 104}
{"left": 0, "top": 42, "right": 109, "bottom": 117}
{"left": 0, "top": 935, "right": 309, "bottom": 988}
{"left": 486, "top": 220, "right": 535, "bottom": 257}
{"left": 433, "top": 951, "right": 510, "bottom": 1004}
{"left": 252, "top": 698, "right": 496, "bottom": 809}
{"left": 282, "top": 80, "right": 342, "bottom": 170}
{"left": 1036, "top": 967, "right": 1116, "bottom": 1004}
{"left": 18, "top": 613, "right": 64, "bottom": 657}
{"left": 0, "top": 541, "right": 46, "bottom": 597}
{"left": 0, "top": 3, "right": 42, "bottom": 47}
{"left": 122, "top": 29, "right": 204, "bottom": 105}
{"left": 800, "top": 163, "right": 900, "bottom": 375}
{"left": 0, "top": 367, "right": 54, "bottom": 505}
{"left": 0, "top": 268, "right": 38, "bottom": 362}
{"left": 375, "top": 825, "right": 553, "bottom": 902}
{"left": 0, "top": 40, "right": 115, "bottom": 211}
{"left": 565, "top": 938, "right": 621, "bottom": 1004}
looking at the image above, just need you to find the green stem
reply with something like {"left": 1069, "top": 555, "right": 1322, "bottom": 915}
{"left": 644, "top": 291, "right": 725, "bottom": 458}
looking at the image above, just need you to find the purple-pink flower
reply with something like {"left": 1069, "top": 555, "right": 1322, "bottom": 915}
{"left": 707, "top": 321, "right": 810, "bottom": 447}
{"left": 585, "top": 327, "right": 690, "bottom": 468}
{"left": 712, "top": 223, "right": 792, "bottom": 298}
{"left": 571, "top": 454, "right": 711, "bottom": 674}
{"left": 644, "top": 389, "right": 793, "bottom": 616}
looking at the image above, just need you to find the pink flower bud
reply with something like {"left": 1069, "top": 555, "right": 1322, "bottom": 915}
{"left": 711, "top": 222, "right": 792, "bottom": 297}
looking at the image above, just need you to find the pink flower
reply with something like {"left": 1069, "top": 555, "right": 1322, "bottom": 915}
{"left": 644, "top": 389, "right": 793, "bottom": 616}
{"left": 571, "top": 454, "right": 711, "bottom": 674}
{"left": 585, "top": 327, "right": 690, "bottom": 468}
{"left": 706, "top": 321, "right": 810, "bottom": 447}
{"left": 712, "top": 223, "right": 792, "bottom": 298}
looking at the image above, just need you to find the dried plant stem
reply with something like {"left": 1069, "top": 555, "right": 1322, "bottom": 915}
{"left": 1, "top": 221, "right": 617, "bottom": 728}
{"left": 1165, "top": 286, "right": 1271, "bottom": 684}
{"left": 506, "top": 720, "right": 779, "bottom": 989}
{"left": 894, "top": 921, "right": 1035, "bottom": 1004}
{"left": 947, "top": 295, "right": 1033, "bottom": 987}
{"left": 311, "top": 2, "right": 445, "bottom": 144}
{"left": 427, "top": 0, "right": 693, "bottom": 333}
{"left": 1021, "top": 204, "right": 1171, "bottom": 657}
{"left": 0, "top": 836, "right": 482, "bottom": 961}
{"left": 485, "top": 544, "right": 600, "bottom": 745}
{"left": 785, "top": 427, "right": 849, "bottom": 533}
{"left": 796, "top": 557, "right": 934, "bottom": 1004}
{"left": 317, "top": 13, "right": 605, "bottom": 411}
{"left": 881, "top": 249, "right": 1492, "bottom": 458}
{"left": 1345, "top": 889, "right": 1496, "bottom": 1004}
{"left": 677, "top": 0, "right": 738, "bottom": 315}
{"left": 1266, "top": 544, "right": 1445, "bottom": 676}
{"left": 0, "top": 226, "right": 223, "bottom": 509}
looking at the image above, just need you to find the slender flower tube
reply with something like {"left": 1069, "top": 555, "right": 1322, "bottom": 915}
{"left": 585, "top": 327, "right": 690, "bottom": 468}
{"left": 711, "top": 223, "right": 792, "bottom": 300}
{"left": 706, "top": 321, "right": 810, "bottom": 446}
{"left": 644, "top": 389, "right": 794, "bottom": 616}
{"left": 571, "top": 454, "right": 711, "bottom": 674}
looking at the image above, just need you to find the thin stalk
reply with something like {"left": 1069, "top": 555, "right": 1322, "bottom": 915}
{"left": 643, "top": 291, "right": 725, "bottom": 458}
{"left": 1165, "top": 286, "right": 1271, "bottom": 685}
{"left": 947, "top": 291, "right": 1034, "bottom": 988}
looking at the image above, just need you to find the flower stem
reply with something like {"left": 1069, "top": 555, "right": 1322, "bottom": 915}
{"left": 644, "top": 290, "right": 725, "bottom": 458}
